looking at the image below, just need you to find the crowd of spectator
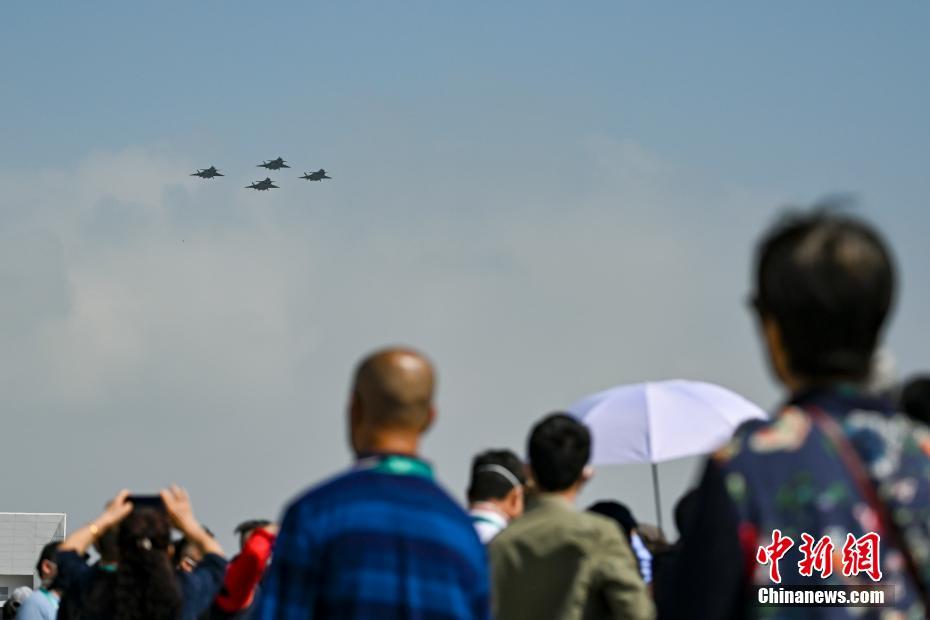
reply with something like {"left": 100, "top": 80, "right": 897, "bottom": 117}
{"left": 4, "top": 209, "right": 930, "bottom": 619}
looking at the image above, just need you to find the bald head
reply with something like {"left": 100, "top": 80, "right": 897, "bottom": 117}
{"left": 351, "top": 348, "right": 436, "bottom": 431}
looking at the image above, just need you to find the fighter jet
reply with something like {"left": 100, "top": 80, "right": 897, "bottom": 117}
{"left": 299, "top": 168, "right": 331, "bottom": 181}
{"left": 245, "top": 177, "right": 279, "bottom": 191}
{"left": 258, "top": 157, "right": 290, "bottom": 170}
{"left": 191, "top": 166, "right": 224, "bottom": 179}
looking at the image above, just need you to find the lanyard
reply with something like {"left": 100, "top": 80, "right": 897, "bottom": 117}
{"left": 356, "top": 454, "right": 433, "bottom": 479}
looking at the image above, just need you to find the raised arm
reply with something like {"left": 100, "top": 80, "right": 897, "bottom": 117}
{"left": 216, "top": 525, "right": 278, "bottom": 612}
{"left": 161, "top": 484, "right": 224, "bottom": 558}
{"left": 60, "top": 490, "right": 133, "bottom": 556}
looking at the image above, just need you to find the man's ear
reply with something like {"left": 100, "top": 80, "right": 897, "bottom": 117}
{"left": 581, "top": 465, "right": 595, "bottom": 484}
{"left": 348, "top": 392, "right": 367, "bottom": 435}
{"left": 422, "top": 405, "right": 437, "bottom": 433}
{"left": 503, "top": 486, "right": 524, "bottom": 519}
{"left": 762, "top": 317, "right": 795, "bottom": 388}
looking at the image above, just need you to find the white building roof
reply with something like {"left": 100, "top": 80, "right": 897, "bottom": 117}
{"left": 0, "top": 513, "right": 67, "bottom": 577}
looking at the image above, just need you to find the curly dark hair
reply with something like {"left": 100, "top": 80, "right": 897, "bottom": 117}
{"left": 112, "top": 507, "right": 182, "bottom": 620}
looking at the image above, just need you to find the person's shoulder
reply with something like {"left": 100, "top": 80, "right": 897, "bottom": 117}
{"left": 407, "top": 480, "right": 486, "bottom": 554}
{"left": 16, "top": 591, "right": 54, "bottom": 617}
{"left": 711, "top": 406, "right": 811, "bottom": 465}
{"left": 494, "top": 501, "right": 586, "bottom": 540}
{"left": 487, "top": 517, "right": 522, "bottom": 556}
{"left": 281, "top": 467, "right": 367, "bottom": 515}
{"left": 417, "top": 479, "right": 477, "bottom": 523}
{"left": 282, "top": 468, "right": 475, "bottom": 535}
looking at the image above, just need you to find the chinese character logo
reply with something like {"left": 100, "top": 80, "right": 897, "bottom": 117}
{"left": 757, "top": 531, "right": 881, "bottom": 582}
{"left": 841, "top": 532, "right": 882, "bottom": 582}
{"left": 798, "top": 533, "right": 834, "bottom": 578}
{"left": 757, "top": 529, "right": 795, "bottom": 584}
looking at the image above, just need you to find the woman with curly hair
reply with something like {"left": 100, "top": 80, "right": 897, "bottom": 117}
{"left": 56, "top": 487, "right": 227, "bottom": 620}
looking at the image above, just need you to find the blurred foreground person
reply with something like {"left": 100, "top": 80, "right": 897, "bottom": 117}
{"left": 587, "top": 501, "right": 654, "bottom": 585}
{"left": 257, "top": 347, "right": 489, "bottom": 620}
{"left": 56, "top": 487, "right": 226, "bottom": 620}
{"left": 467, "top": 449, "right": 526, "bottom": 543}
{"left": 490, "top": 414, "right": 654, "bottom": 620}
{"left": 204, "top": 520, "right": 277, "bottom": 619}
{"left": 674, "top": 210, "right": 930, "bottom": 618}
{"left": 901, "top": 375, "right": 930, "bottom": 427}
{"left": 16, "top": 543, "right": 61, "bottom": 620}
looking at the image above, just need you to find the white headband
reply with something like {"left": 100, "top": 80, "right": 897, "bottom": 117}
{"left": 476, "top": 464, "right": 522, "bottom": 489}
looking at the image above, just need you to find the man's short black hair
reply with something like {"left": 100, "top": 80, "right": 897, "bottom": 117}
{"left": 587, "top": 501, "right": 637, "bottom": 541}
{"left": 234, "top": 519, "right": 269, "bottom": 548}
{"left": 234, "top": 519, "right": 271, "bottom": 537}
{"left": 528, "top": 413, "right": 591, "bottom": 492}
{"left": 752, "top": 207, "right": 895, "bottom": 382}
{"left": 36, "top": 541, "right": 59, "bottom": 575}
{"left": 467, "top": 449, "right": 526, "bottom": 503}
{"left": 901, "top": 376, "right": 930, "bottom": 426}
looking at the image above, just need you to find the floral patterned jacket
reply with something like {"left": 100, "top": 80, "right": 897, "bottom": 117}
{"left": 672, "top": 386, "right": 930, "bottom": 620}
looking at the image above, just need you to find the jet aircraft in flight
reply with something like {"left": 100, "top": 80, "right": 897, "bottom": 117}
{"left": 299, "top": 169, "right": 331, "bottom": 181}
{"left": 245, "top": 177, "right": 279, "bottom": 191}
{"left": 191, "top": 166, "right": 224, "bottom": 179}
{"left": 258, "top": 157, "right": 289, "bottom": 170}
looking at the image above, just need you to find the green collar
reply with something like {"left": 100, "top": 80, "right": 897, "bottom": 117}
{"left": 472, "top": 514, "right": 505, "bottom": 527}
{"left": 360, "top": 454, "right": 434, "bottom": 479}
{"left": 38, "top": 588, "right": 60, "bottom": 603}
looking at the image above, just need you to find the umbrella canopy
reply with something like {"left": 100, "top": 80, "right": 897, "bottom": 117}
{"left": 569, "top": 380, "right": 767, "bottom": 465}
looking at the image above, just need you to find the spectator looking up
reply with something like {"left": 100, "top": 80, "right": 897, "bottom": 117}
{"left": 489, "top": 413, "right": 655, "bottom": 620}
{"left": 674, "top": 209, "right": 930, "bottom": 618}
{"left": 15, "top": 542, "right": 60, "bottom": 620}
{"left": 205, "top": 519, "right": 278, "bottom": 619}
{"left": 467, "top": 449, "right": 526, "bottom": 544}
{"left": 256, "top": 347, "right": 490, "bottom": 620}
{"left": 56, "top": 487, "right": 227, "bottom": 620}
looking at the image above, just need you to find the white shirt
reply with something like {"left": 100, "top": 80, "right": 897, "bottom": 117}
{"left": 469, "top": 506, "right": 508, "bottom": 544}
{"left": 630, "top": 532, "right": 653, "bottom": 584}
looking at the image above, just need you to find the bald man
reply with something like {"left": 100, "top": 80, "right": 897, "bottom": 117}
{"left": 257, "top": 348, "right": 490, "bottom": 620}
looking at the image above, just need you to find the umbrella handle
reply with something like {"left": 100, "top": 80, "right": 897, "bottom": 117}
{"left": 651, "top": 463, "right": 664, "bottom": 535}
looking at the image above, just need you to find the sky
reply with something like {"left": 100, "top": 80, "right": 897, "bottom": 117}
{"left": 2, "top": 2, "right": 930, "bottom": 551}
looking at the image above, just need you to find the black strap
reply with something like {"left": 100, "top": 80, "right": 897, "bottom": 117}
{"left": 807, "top": 406, "right": 930, "bottom": 610}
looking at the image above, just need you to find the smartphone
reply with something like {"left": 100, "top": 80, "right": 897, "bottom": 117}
{"left": 127, "top": 495, "right": 166, "bottom": 512}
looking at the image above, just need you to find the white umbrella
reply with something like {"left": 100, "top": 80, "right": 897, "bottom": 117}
{"left": 569, "top": 380, "right": 767, "bottom": 531}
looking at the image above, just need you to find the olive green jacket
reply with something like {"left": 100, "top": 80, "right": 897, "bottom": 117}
{"left": 489, "top": 495, "right": 655, "bottom": 620}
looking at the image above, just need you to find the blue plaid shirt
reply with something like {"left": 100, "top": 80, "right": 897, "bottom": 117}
{"left": 255, "top": 455, "right": 490, "bottom": 620}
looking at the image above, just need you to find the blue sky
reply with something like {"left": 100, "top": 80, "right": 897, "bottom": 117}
{"left": 2, "top": 3, "right": 929, "bottom": 545}
{"left": 7, "top": 2, "right": 929, "bottom": 180}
